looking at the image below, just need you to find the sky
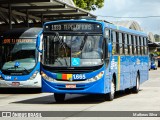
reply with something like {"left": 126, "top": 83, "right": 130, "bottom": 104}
{"left": 91, "top": 0, "right": 160, "bottom": 35}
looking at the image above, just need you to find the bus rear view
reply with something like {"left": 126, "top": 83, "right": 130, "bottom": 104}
{"left": 0, "top": 28, "right": 42, "bottom": 88}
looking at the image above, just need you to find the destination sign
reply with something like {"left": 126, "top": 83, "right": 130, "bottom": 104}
{"left": 2, "top": 39, "right": 35, "bottom": 44}
{"left": 45, "top": 23, "right": 102, "bottom": 32}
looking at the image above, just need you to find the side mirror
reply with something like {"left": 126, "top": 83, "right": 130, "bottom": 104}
{"left": 108, "top": 43, "right": 112, "bottom": 53}
{"left": 36, "top": 30, "right": 43, "bottom": 53}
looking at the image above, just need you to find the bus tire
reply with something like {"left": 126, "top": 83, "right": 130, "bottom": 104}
{"left": 54, "top": 93, "right": 65, "bottom": 102}
{"left": 104, "top": 78, "right": 115, "bottom": 101}
{"left": 132, "top": 74, "right": 140, "bottom": 93}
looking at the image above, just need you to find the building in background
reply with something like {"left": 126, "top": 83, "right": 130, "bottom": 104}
{"left": 112, "top": 20, "right": 142, "bottom": 31}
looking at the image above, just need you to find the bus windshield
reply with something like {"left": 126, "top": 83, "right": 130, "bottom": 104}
{"left": 0, "top": 39, "right": 36, "bottom": 72}
{"left": 42, "top": 34, "right": 103, "bottom": 67}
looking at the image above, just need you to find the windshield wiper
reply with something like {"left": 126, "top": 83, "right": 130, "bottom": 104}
{"left": 55, "top": 58, "right": 63, "bottom": 66}
{"left": 80, "top": 33, "right": 88, "bottom": 51}
{"left": 6, "top": 66, "right": 30, "bottom": 74}
{"left": 54, "top": 32, "right": 68, "bottom": 66}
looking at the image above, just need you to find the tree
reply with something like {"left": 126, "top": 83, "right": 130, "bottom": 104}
{"left": 73, "top": 0, "right": 104, "bottom": 11}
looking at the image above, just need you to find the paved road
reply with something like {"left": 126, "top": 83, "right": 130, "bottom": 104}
{"left": 0, "top": 68, "right": 160, "bottom": 120}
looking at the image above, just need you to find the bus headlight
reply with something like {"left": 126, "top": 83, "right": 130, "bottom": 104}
{"left": 87, "top": 71, "right": 104, "bottom": 82}
{"left": 30, "top": 71, "right": 38, "bottom": 80}
{"left": 41, "top": 71, "right": 55, "bottom": 82}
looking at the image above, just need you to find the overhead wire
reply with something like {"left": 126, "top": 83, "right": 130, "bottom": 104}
{"left": 96, "top": 15, "right": 160, "bottom": 18}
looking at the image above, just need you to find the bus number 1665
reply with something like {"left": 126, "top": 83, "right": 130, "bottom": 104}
{"left": 73, "top": 74, "right": 86, "bottom": 80}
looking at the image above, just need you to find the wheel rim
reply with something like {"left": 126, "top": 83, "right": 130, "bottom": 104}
{"left": 111, "top": 81, "right": 115, "bottom": 97}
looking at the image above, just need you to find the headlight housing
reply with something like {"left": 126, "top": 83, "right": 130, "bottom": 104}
{"left": 30, "top": 71, "right": 39, "bottom": 80}
{"left": 87, "top": 71, "right": 104, "bottom": 82}
{"left": 41, "top": 71, "right": 55, "bottom": 82}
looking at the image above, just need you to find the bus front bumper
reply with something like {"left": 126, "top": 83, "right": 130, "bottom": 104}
{"left": 0, "top": 79, "right": 41, "bottom": 88}
{"left": 42, "top": 78, "right": 107, "bottom": 94}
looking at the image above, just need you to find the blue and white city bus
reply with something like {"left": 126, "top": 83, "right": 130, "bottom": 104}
{"left": 0, "top": 28, "right": 42, "bottom": 88}
{"left": 38, "top": 20, "right": 149, "bottom": 102}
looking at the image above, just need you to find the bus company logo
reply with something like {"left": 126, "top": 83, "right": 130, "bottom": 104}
{"left": 2, "top": 112, "right": 11, "bottom": 117}
{"left": 1, "top": 112, "right": 42, "bottom": 118}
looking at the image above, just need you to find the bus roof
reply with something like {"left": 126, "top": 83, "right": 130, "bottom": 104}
{"left": 2, "top": 27, "right": 42, "bottom": 39}
{"left": 44, "top": 20, "right": 147, "bottom": 37}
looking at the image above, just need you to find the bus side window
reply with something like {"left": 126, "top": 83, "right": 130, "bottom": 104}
{"left": 143, "top": 38, "right": 145, "bottom": 55}
{"left": 135, "top": 36, "right": 139, "bottom": 55}
{"left": 131, "top": 35, "right": 135, "bottom": 55}
{"left": 133, "top": 36, "right": 137, "bottom": 55}
{"left": 102, "top": 38, "right": 107, "bottom": 59}
{"left": 124, "top": 34, "right": 128, "bottom": 55}
{"left": 122, "top": 33, "right": 125, "bottom": 55}
{"left": 129, "top": 35, "right": 132, "bottom": 55}
{"left": 140, "top": 37, "right": 143, "bottom": 55}
{"left": 116, "top": 32, "right": 119, "bottom": 54}
{"left": 144, "top": 38, "right": 148, "bottom": 55}
{"left": 111, "top": 31, "right": 117, "bottom": 55}
{"left": 119, "top": 32, "right": 123, "bottom": 55}
{"left": 135, "top": 36, "right": 137, "bottom": 55}
{"left": 146, "top": 38, "right": 148, "bottom": 55}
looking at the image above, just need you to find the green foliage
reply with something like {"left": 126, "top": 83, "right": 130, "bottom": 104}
{"left": 151, "top": 52, "right": 160, "bottom": 56}
{"left": 73, "top": 0, "right": 104, "bottom": 11}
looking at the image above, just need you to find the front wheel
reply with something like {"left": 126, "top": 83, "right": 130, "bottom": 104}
{"left": 104, "top": 79, "right": 115, "bottom": 101}
{"left": 54, "top": 93, "right": 65, "bottom": 102}
{"left": 132, "top": 74, "right": 140, "bottom": 93}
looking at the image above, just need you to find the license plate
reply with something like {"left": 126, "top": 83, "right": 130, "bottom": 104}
{"left": 12, "top": 82, "right": 20, "bottom": 87}
{"left": 66, "top": 84, "right": 76, "bottom": 88}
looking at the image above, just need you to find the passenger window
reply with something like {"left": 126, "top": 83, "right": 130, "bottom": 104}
{"left": 116, "top": 32, "right": 119, "bottom": 54}
{"left": 140, "top": 37, "right": 143, "bottom": 55}
{"left": 137, "top": 36, "right": 140, "bottom": 55}
{"left": 119, "top": 33, "right": 123, "bottom": 55}
{"left": 111, "top": 31, "right": 117, "bottom": 55}
{"left": 144, "top": 38, "right": 148, "bottom": 55}
{"left": 129, "top": 35, "right": 132, "bottom": 55}
{"left": 133, "top": 36, "right": 137, "bottom": 55}
{"left": 124, "top": 34, "right": 128, "bottom": 55}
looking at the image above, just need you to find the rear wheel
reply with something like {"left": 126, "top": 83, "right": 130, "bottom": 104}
{"left": 54, "top": 93, "right": 65, "bottom": 102}
{"left": 104, "top": 79, "right": 115, "bottom": 101}
{"left": 132, "top": 74, "right": 140, "bottom": 93}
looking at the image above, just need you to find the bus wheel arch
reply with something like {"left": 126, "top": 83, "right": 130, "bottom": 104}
{"left": 132, "top": 71, "right": 140, "bottom": 93}
{"left": 137, "top": 70, "right": 140, "bottom": 81}
{"left": 113, "top": 73, "right": 117, "bottom": 90}
{"left": 104, "top": 73, "right": 116, "bottom": 101}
